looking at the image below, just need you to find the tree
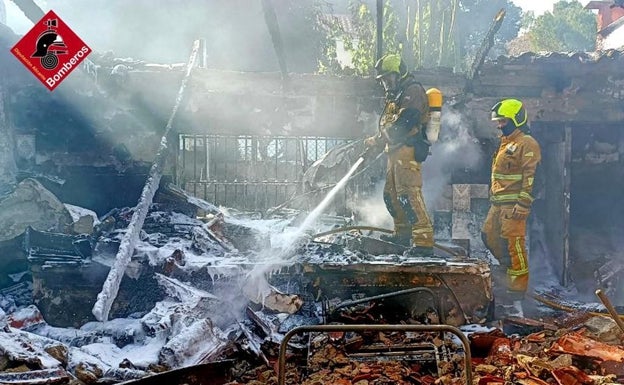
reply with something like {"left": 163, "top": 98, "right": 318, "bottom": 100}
{"left": 322, "top": 0, "right": 523, "bottom": 76}
{"left": 522, "top": 0, "right": 596, "bottom": 52}
{"left": 454, "top": 0, "right": 523, "bottom": 69}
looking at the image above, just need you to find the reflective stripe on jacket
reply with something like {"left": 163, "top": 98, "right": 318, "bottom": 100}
{"left": 490, "top": 129, "right": 541, "bottom": 207}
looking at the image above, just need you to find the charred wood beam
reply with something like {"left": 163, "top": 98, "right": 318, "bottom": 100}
{"left": 159, "top": 318, "right": 230, "bottom": 368}
{"left": 261, "top": 0, "right": 289, "bottom": 81}
{"left": 466, "top": 9, "right": 505, "bottom": 86}
{"left": 154, "top": 273, "right": 218, "bottom": 303}
{"left": 92, "top": 40, "right": 201, "bottom": 322}
{"left": 595, "top": 289, "right": 624, "bottom": 335}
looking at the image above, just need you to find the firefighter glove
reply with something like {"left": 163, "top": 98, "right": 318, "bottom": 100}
{"left": 511, "top": 203, "right": 530, "bottom": 220}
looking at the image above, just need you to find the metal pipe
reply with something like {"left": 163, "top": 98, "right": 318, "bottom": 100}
{"left": 278, "top": 324, "right": 472, "bottom": 385}
{"left": 595, "top": 289, "right": 624, "bottom": 335}
{"left": 329, "top": 286, "right": 445, "bottom": 324}
{"left": 313, "top": 225, "right": 393, "bottom": 238}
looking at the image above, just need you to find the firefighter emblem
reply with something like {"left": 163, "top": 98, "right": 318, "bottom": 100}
{"left": 31, "top": 18, "right": 68, "bottom": 70}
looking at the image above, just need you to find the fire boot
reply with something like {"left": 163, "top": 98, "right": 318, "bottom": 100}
{"left": 495, "top": 291, "right": 525, "bottom": 319}
{"left": 379, "top": 232, "right": 411, "bottom": 247}
{"left": 405, "top": 246, "right": 434, "bottom": 258}
{"left": 496, "top": 299, "right": 524, "bottom": 318}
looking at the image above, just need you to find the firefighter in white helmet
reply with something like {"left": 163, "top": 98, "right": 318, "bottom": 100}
{"left": 363, "top": 53, "right": 441, "bottom": 258}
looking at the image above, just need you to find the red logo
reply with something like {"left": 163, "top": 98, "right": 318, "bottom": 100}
{"left": 10, "top": 10, "right": 91, "bottom": 91}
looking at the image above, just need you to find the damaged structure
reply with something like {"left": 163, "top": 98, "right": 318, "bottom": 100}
{"left": 1, "top": 1, "right": 624, "bottom": 384}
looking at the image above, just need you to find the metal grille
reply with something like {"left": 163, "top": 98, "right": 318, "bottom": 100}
{"left": 176, "top": 134, "right": 354, "bottom": 211}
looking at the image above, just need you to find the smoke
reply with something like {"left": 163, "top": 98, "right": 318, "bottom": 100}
{"left": 422, "top": 107, "right": 484, "bottom": 209}
{"left": 528, "top": 214, "right": 558, "bottom": 292}
{"left": 346, "top": 107, "right": 486, "bottom": 232}
{"left": 16, "top": 0, "right": 323, "bottom": 72}
{"left": 0, "top": 1, "right": 5, "bottom": 25}
{"left": 349, "top": 180, "right": 393, "bottom": 229}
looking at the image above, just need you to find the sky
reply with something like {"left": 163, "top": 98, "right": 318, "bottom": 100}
{"left": 510, "top": 0, "right": 592, "bottom": 15}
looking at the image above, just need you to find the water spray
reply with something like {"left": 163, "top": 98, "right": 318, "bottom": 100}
{"left": 279, "top": 156, "right": 365, "bottom": 254}
{"left": 242, "top": 157, "right": 366, "bottom": 310}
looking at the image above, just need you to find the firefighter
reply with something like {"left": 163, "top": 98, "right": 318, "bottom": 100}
{"left": 363, "top": 53, "right": 434, "bottom": 257}
{"left": 482, "top": 98, "right": 541, "bottom": 316}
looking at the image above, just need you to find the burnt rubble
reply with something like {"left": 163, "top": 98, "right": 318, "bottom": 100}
{"left": 0, "top": 181, "right": 622, "bottom": 385}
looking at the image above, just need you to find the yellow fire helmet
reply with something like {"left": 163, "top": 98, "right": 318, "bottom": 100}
{"left": 375, "top": 54, "right": 408, "bottom": 79}
{"left": 490, "top": 99, "right": 527, "bottom": 128}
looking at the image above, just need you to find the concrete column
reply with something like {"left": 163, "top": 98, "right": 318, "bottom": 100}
{"left": 451, "top": 183, "right": 489, "bottom": 257}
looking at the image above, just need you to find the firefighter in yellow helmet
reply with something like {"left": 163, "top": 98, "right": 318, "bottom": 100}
{"left": 363, "top": 53, "right": 434, "bottom": 257}
{"left": 482, "top": 98, "right": 541, "bottom": 316}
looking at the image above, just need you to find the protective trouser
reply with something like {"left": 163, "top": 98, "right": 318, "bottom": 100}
{"left": 383, "top": 145, "right": 433, "bottom": 247}
{"left": 481, "top": 204, "right": 529, "bottom": 295}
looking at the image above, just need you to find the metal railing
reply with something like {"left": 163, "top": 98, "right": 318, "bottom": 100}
{"left": 175, "top": 134, "right": 355, "bottom": 211}
{"left": 278, "top": 324, "right": 472, "bottom": 385}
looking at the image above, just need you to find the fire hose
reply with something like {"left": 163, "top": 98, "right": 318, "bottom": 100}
{"left": 264, "top": 139, "right": 383, "bottom": 217}
{"left": 326, "top": 286, "right": 445, "bottom": 324}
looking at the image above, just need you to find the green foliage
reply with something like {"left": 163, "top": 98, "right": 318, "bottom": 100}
{"left": 333, "top": 1, "right": 400, "bottom": 76}
{"left": 524, "top": 0, "right": 596, "bottom": 52}
{"left": 321, "top": 0, "right": 524, "bottom": 75}
{"left": 345, "top": 2, "right": 377, "bottom": 76}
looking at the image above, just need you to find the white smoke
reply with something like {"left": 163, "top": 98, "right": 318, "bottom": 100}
{"left": 423, "top": 107, "right": 484, "bottom": 209}
{"left": 0, "top": 0, "right": 6, "bottom": 25}
{"left": 347, "top": 107, "right": 485, "bottom": 232}
{"left": 349, "top": 181, "right": 393, "bottom": 229}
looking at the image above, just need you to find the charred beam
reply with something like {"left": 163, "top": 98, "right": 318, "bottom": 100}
{"left": 261, "top": 0, "right": 289, "bottom": 81}
{"left": 8, "top": 0, "right": 44, "bottom": 24}
{"left": 595, "top": 289, "right": 624, "bottom": 335}
{"left": 467, "top": 9, "right": 505, "bottom": 84}
{"left": 92, "top": 40, "right": 201, "bottom": 322}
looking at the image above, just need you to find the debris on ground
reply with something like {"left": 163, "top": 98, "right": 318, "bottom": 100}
{"left": 0, "top": 181, "right": 623, "bottom": 385}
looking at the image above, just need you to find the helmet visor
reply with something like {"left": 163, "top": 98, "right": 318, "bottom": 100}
{"left": 491, "top": 110, "right": 506, "bottom": 121}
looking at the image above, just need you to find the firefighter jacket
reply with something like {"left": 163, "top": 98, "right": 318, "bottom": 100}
{"left": 370, "top": 75, "right": 430, "bottom": 160}
{"left": 490, "top": 129, "right": 541, "bottom": 208}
